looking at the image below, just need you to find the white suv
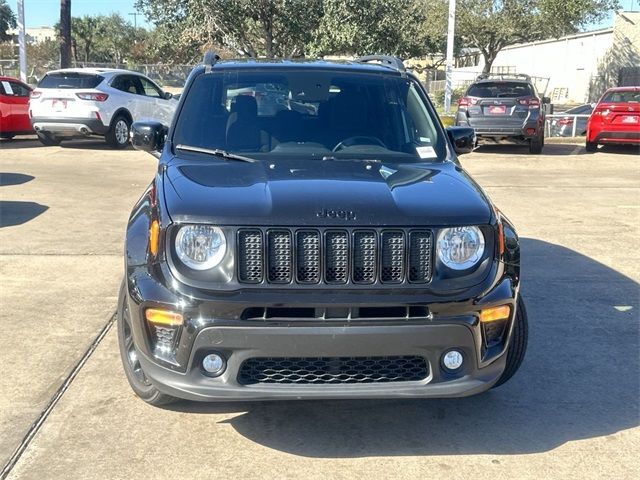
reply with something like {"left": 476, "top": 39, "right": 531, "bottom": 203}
{"left": 29, "top": 68, "right": 178, "bottom": 148}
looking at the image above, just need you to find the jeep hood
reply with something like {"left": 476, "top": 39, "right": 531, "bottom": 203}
{"left": 162, "top": 158, "right": 492, "bottom": 226}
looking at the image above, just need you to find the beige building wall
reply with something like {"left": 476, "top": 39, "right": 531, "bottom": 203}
{"left": 590, "top": 11, "right": 640, "bottom": 99}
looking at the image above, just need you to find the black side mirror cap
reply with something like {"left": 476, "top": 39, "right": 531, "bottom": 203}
{"left": 131, "top": 121, "right": 167, "bottom": 154}
{"left": 542, "top": 96, "right": 551, "bottom": 104}
{"left": 163, "top": 91, "right": 173, "bottom": 100}
{"left": 446, "top": 126, "right": 476, "bottom": 155}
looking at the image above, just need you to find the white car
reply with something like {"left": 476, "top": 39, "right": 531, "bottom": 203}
{"left": 29, "top": 68, "right": 178, "bottom": 148}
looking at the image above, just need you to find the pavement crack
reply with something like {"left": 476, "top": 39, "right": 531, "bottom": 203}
{"left": 0, "top": 311, "right": 118, "bottom": 480}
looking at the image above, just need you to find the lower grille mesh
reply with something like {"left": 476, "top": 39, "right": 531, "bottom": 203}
{"left": 238, "top": 356, "right": 429, "bottom": 385}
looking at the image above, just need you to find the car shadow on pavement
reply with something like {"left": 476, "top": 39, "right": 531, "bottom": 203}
{"left": 0, "top": 137, "right": 126, "bottom": 151}
{"left": 0, "top": 172, "right": 34, "bottom": 187}
{"left": 165, "top": 238, "right": 639, "bottom": 457}
{"left": 0, "top": 201, "right": 49, "bottom": 227}
{"left": 0, "top": 137, "right": 42, "bottom": 150}
{"left": 60, "top": 139, "right": 126, "bottom": 150}
{"left": 475, "top": 143, "right": 589, "bottom": 156}
{"left": 475, "top": 143, "right": 639, "bottom": 156}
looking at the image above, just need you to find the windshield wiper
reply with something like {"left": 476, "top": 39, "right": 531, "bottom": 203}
{"left": 321, "top": 156, "right": 381, "bottom": 163}
{"left": 175, "top": 144, "right": 258, "bottom": 163}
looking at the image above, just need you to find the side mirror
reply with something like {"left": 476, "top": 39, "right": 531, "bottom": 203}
{"left": 131, "top": 121, "right": 167, "bottom": 154}
{"left": 446, "top": 126, "right": 476, "bottom": 155}
{"left": 542, "top": 96, "right": 551, "bottom": 104}
{"left": 163, "top": 91, "right": 173, "bottom": 100}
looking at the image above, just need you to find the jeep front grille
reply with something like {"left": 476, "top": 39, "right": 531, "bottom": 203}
{"left": 236, "top": 228, "right": 432, "bottom": 285}
{"left": 237, "top": 356, "right": 429, "bottom": 385}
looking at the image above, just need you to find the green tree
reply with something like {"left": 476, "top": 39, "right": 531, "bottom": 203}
{"left": 65, "top": 14, "right": 142, "bottom": 64}
{"left": 136, "top": 0, "right": 324, "bottom": 58}
{"left": 455, "top": 0, "right": 620, "bottom": 74}
{"left": 0, "top": 0, "right": 16, "bottom": 42}
{"left": 311, "top": 0, "right": 444, "bottom": 58}
{"left": 72, "top": 16, "right": 99, "bottom": 62}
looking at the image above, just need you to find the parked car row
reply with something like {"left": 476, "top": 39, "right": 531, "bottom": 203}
{"left": 1, "top": 68, "right": 178, "bottom": 148}
{"left": 454, "top": 73, "right": 639, "bottom": 153}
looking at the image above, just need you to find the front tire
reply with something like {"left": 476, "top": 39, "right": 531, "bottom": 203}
{"left": 493, "top": 296, "right": 528, "bottom": 388}
{"left": 117, "top": 281, "right": 178, "bottom": 406}
{"left": 106, "top": 114, "right": 131, "bottom": 149}
{"left": 36, "top": 131, "right": 61, "bottom": 146}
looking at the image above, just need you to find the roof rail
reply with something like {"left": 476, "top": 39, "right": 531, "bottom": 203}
{"left": 202, "top": 51, "right": 220, "bottom": 73}
{"left": 476, "top": 72, "right": 532, "bottom": 82}
{"left": 354, "top": 55, "right": 406, "bottom": 74}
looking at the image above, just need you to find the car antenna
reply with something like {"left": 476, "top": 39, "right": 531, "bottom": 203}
{"left": 203, "top": 51, "right": 220, "bottom": 73}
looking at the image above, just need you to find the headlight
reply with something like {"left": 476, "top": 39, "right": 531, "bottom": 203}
{"left": 437, "top": 226, "right": 485, "bottom": 270}
{"left": 175, "top": 225, "right": 226, "bottom": 270}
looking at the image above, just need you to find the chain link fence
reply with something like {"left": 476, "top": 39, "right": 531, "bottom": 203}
{"left": 0, "top": 60, "right": 193, "bottom": 88}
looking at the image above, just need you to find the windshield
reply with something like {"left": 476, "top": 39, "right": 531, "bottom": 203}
{"left": 467, "top": 81, "right": 535, "bottom": 98}
{"left": 38, "top": 72, "right": 103, "bottom": 89}
{"left": 173, "top": 69, "right": 446, "bottom": 162}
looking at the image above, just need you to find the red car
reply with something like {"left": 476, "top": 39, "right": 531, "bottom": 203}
{"left": 0, "top": 76, "right": 34, "bottom": 139}
{"left": 586, "top": 86, "right": 640, "bottom": 152}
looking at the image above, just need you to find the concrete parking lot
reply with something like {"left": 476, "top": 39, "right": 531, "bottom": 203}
{"left": 0, "top": 138, "right": 638, "bottom": 479}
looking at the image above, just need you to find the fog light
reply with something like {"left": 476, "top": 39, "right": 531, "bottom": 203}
{"left": 202, "top": 353, "right": 226, "bottom": 376}
{"left": 442, "top": 350, "right": 464, "bottom": 371}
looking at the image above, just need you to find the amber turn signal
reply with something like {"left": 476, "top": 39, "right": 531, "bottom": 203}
{"left": 480, "top": 305, "right": 511, "bottom": 323}
{"left": 145, "top": 308, "right": 183, "bottom": 326}
{"left": 149, "top": 220, "right": 160, "bottom": 256}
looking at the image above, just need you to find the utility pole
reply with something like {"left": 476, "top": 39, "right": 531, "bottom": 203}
{"left": 444, "top": 0, "right": 456, "bottom": 114}
{"left": 129, "top": 12, "right": 140, "bottom": 29}
{"left": 60, "top": 0, "right": 72, "bottom": 68}
{"left": 17, "top": 0, "right": 26, "bottom": 82}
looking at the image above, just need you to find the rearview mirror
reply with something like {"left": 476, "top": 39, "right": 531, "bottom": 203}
{"left": 542, "top": 96, "right": 551, "bottom": 104}
{"left": 446, "top": 126, "right": 476, "bottom": 155}
{"left": 163, "top": 91, "right": 173, "bottom": 100}
{"left": 131, "top": 121, "right": 167, "bottom": 155}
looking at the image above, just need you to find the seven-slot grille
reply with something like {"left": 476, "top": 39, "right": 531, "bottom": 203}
{"left": 237, "top": 228, "right": 432, "bottom": 285}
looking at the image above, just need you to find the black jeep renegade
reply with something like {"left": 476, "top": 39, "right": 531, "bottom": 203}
{"left": 119, "top": 53, "right": 527, "bottom": 405}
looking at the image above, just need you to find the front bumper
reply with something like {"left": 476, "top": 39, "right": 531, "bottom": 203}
{"left": 31, "top": 116, "right": 109, "bottom": 137}
{"left": 138, "top": 323, "right": 507, "bottom": 401}
{"left": 126, "top": 262, "right": 518, "bottom": 401}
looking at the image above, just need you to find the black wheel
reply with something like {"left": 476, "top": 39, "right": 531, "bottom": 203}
{"left": 585, "top": 141, "right": 598, "bottom": 153}
{"left": 493, "top": 296, "right": 528, "bottom": 388}
{"left": 106, "top": 114, "right": 131, "bottom": 149}
{"left": 529, "top": 133, "right": 544, "bottom": 154}
{"left": 117, "top": 281, "right": 177, "bottom": 406}
{"left": 36, "top": 131, "right": 61, "bottom": 146}
{"left": 0, "top": 133, "right": 15, "bottom": 140}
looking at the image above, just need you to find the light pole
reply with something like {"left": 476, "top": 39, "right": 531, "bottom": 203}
{"left": 444, "top": 0, "right": 456, "bottom": 114}
{"left": 17, "top": 0, "right": 26, "bottom": 82}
